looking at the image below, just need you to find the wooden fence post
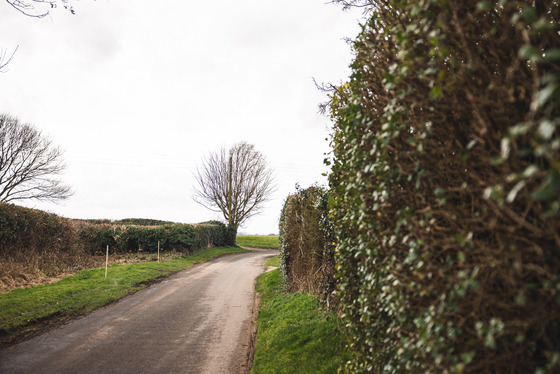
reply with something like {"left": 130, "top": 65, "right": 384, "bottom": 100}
{"left": 105, "top": 245, "right": 109, "bottom": 278}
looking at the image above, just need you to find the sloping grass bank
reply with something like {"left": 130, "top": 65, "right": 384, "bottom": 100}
{"left": 237, "top": 235, "right": 279, "bottom": 249}
{"left": 0, "top": 247, "right": 248, "bottom": 347}
{"left": 251, "top": 266, "right": 347, "bottom": 373}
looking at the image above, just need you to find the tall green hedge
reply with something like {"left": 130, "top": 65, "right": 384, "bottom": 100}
{"left": 278, "top": 186, "right": 335, "bottom": 302}
{"left": 0, "top": 203, "right": 89, "bottom": 281}
{"left": 1, "top": 203, "right": 235, "bottom": 280}
{"left": 329, "top": 1, "right": 559, "bottom": 373}
{"left": 0, "top": 204, "right": 76, "bottom": 253}
{"left": 75, "top": 220, "right": 233, "bottom": 255}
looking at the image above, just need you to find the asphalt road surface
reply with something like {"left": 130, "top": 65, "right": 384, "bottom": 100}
{"left": 0, "top": 249, "right": 277, "bottom": 374}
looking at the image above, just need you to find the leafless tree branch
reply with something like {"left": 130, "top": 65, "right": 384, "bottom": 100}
{"left": 0, "top": 46, "right": 19, "bottom": 73}
{"left": 329, "top": 0, "right": 376, "bottom": 12}
{"left": 0, "top": 113, "right": 72, "bottom": 203}
{"left": 5, "top": 0, "right": 75, "bottom": 18}
{"left": 329, "top": 0, "right": 373, "bottom": 8}
{"left": 193, "top": 141, "right": 276, "bottom": 234}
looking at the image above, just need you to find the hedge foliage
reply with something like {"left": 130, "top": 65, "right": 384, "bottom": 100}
{"left": 278, "top": 186, "right": 335, "bottom": 303}
{"left": 77, "top": 218, "right": 175, "bottom": 226}
{"left": 0, "top": 203, "right": 91, "bottom": 283}
{"left": 75, "top": 220, "right": 233, "bottom": 255}
{"left": 328, "top": 1, "right": 560, "bottom": 373}
{"left": 0, "top": 203, "right": 235, "bottom": 285}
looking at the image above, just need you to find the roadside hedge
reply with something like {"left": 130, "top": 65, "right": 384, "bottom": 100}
{"left": 278, "top": 186, "right": 336, "bottom": 304}
{"left": 75, "top": 220, "right": 233, "bottom": 255}
{"left": 328, "top": 1, "right": 560, "bottom": 373}
{"left": 0, "top": 203, "right": 91, "bottom": 284}
{"left": 0, "top": 203, "right": 235, "bottom": 287}
{"left": 77, "top": 218, "right": 175, "bottom": 226}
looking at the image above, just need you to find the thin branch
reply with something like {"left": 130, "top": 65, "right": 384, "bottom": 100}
{"left": 0, "top": 46, "right": 19, "bottom": 73}
{"left": 5, "top": 0, "right": 75, "bottom": 18}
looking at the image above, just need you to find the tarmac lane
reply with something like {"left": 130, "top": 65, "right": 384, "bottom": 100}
{"left": 0, "top": 249, "right": 277, "bottom": 374}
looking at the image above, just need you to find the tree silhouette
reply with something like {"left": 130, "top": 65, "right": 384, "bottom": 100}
{"left": 193, "top": 141, "right": 276, "bottom": 242}
{"left": 0, "top": 113, "right": 72, "bottom": 203}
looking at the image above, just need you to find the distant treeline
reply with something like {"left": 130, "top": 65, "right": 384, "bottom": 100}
{"left": 74, "top": 218, "right": 177, "bottom": 226}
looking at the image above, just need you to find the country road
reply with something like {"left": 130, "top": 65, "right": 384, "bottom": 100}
{"left": 0, "top": 249, "right": 277, "bottom": 374}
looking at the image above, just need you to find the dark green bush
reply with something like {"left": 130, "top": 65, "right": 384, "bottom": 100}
{"left": 328, "top": 1, "right": 560, "bottom": 373}
{"left": 194, "top": 221, "right": 231, "bottom": 248}
{"left": 278, "top": 186, "right": 336, "bottom": 303}
{"left": 73, "top": 221, "right": 115, "bottom": 255}
{"left": 76, "top": 221, "right": 233, "bottom": 255}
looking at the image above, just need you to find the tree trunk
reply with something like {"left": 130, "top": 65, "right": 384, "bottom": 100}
{"left": 225, "top": 224, "right": 237, "bottom": 246}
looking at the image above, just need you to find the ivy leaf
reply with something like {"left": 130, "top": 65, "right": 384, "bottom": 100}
{"left": 531, "top": 174, "right": 560, "bottom": 201}
{"left": 519, "top": 45, "right": 539, "bottom": 61}
{"left": 430, "top": 85, "right": 443, "bottom": 98}
{"left": 534, "top": 84, "right": 557, "bottom": 110}
{"left": 434, "top": 188, "right": 445, "bottom": 198}
{"left": 544, "top": 48, "right": 560, "bottom": 61}
{"left": 477, "top": 1, "right": 492, "bottom": 11}
{"left": 521, "top": 6, "right": 537, "bottom": 23}
{"left": 538, "top": 120, "right": 555, "bottom": 140}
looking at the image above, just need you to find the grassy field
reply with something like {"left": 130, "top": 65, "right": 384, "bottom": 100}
{"left": 237, "top": 235, "right": 279, "bottom": 249}
{"left": 0, "top": 246, "right": 248, "bottom": 347}
{"left": 251, "top": 267, "right": 348, "bottom": 373}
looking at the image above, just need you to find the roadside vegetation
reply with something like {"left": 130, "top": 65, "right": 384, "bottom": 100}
{"left": 272, "top": 1, "right": 560, "bottom": 373}
{"left": 264, "top": 256, "right": 279, "bottom": 268}
{"left": 0, "top": 246, "right": 248, "bottom": 347}
{"left": 0, "top": 203, "right": 235, "bottom": 292}
{"left": 237, "top": 235, "right": 279, "bottom": 249}
{"left": 251, "top": 264, "right": 347, "bottom": 374}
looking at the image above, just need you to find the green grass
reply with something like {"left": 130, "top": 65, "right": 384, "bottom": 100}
{"left": 237, "top": 235, "right": 279, "bottom": 249}
{"left": 0, "top": 246, "right": 248, "bottom": 347}
{"left": 264, "top": 256, "right": 279, "bottom": 267}
{"left": 251, "top": 268, "right": 348, "bottom": 373}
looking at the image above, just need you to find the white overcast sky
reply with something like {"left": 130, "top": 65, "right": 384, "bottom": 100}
{"left": 0, "top": 0, "right": 363, "bottom": 234}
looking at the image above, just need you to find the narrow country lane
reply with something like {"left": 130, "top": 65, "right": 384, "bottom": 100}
{"left": 0, "top": 249, "right": 277, "bottom": 374}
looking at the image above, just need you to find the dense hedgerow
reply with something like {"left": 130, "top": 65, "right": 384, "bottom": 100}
{"left": 76, "top": 218, "right": 175, "bottom": 226}
{"left": 328, "top": 1, "right": 560, "bottom": 373}
{"left": 278, "top": 186, "right": 336, "bottom": 303}
{"left": 0, "top": 203, "right": 235, "bottom": 289}
{"left": 75, "top": 220, "right": 232, "bottom": 255}
{"left": 0, "top": 203, "right": 93, "bottom": 287}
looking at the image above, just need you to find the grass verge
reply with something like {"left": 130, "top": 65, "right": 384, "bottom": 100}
{"left": 0, "top": 246, "right": 248, "bottom": 347}
{"left": 237, "top": 235, "right": 279, "bottom": 249}
{"left": 251, "top": 268, "right": 347, "bottom": 373}
{"left": 264, "top": 256, "right": 279, "bottom": 267}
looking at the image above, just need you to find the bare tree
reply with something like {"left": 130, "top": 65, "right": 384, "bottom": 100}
{"left": 0, "top": 113, "right": 72, "bottom": 203}
{"left": 193, "top": 141, "right": 276, "bottom": 242}
{"left": 1, "top": 0, "right": 75, "bottom": 73}
{"left": 5, "top": 0, "right": 74, "bottom": 18}
{"left": 0, "top": 46, "right": 18, "bottom": 73}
